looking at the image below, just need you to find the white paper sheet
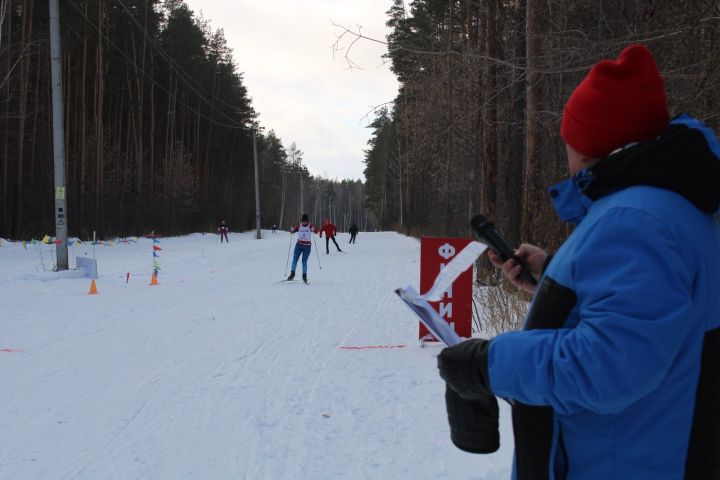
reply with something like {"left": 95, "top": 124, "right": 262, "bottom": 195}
{"left": 395, "top": 286, "right": 462, "bottom": 346}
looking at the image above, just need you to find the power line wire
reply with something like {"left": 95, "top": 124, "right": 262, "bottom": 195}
{"left": 66, "top": 0, "right": 249, "bottom": 130}
{"left": 115, "top": 0, "right": 247, "bottom": 121}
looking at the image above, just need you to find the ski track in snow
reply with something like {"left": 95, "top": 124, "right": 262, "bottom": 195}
{"left": 0, "top": 231, "right": 513, "bottom": 479}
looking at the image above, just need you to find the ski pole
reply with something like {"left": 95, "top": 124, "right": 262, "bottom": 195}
{"left": 284, "top": 232, "right": 294, "bottom": 276}
{"left": 312, "top": 234, "right": 322, "bottom": 269}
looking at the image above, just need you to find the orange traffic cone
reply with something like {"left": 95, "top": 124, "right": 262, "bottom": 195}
{"left": 88, "top": 279, "right": 99, "bottom": 295}
{"left": 149, "top": 272, "right": 160, "bottom": 286}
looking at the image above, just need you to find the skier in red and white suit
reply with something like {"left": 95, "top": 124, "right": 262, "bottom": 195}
{"left": 287, "top": 214, "right": 317, "bottom": 282}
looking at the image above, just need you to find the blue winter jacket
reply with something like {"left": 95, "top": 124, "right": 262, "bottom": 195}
{"left": 488, "top": 114, "right": 720, "bottom": 480}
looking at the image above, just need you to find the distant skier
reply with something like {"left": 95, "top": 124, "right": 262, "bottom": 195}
{"left": 287, "top": 214, "right": 316, "bottom": 283}
{"left": 272, "top": 224, "right": 277, "bottom": 234}
{"left": 319, "top": 218, "right": 342, "bottom": 254}
{"left": 218, "top": 220, "right": 229, "bottom": 243}
{"left": 348, "top": 224, "right": 358, "bottom": 244}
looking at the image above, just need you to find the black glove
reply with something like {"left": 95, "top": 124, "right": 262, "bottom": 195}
{"left": 445, "top": 385, "right": 499, "bottom": 453}
{"left": 438, "top": 339, "right": 499, "bottom": 454}
{"left": 437, "top": 338, "right": 493, "bottom": 401}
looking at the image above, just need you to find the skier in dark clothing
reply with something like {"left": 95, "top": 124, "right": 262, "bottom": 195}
{"left": 319, "top": 218, "right": 342, "bottom": 254}
{"left": 218, "top": 221, "right": 229, "bottom": 243}
{"left": 348, "top": 224, "right": 358, "bottom": 244}
{"left": 287, "top": 214, "right": 316, "bottom": 283}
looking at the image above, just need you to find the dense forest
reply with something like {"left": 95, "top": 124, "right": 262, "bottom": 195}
{"left": 0, "top": 0, "right": 371, "bottom": 239}
{"left": 4, "top": 1, "right": 719, "bottom": 244}
{"left": 363, "top": 0, "right": 720, "bottom": 251}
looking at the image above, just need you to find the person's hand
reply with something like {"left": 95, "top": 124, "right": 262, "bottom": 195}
{"left": 437, "top": 339, "right": 492, "bottom": 401}
{"left": 487, "top": 243, "right": 546, "bottom": 294}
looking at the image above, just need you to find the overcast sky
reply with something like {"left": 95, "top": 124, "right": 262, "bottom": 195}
{"left": 182, "top": 0, "right": 400, "bottom": 181}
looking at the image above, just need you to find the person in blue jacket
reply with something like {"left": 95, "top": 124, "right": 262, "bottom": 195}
{"left": 437, "top": 44, "right": 720, "bottom": 479}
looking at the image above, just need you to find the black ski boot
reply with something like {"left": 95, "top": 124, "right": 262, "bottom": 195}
{"left": 287, "top": 271, "right": 295, "bottom": 281}
{"left": 302, "top": 273, "right": 308, "bottom": 284}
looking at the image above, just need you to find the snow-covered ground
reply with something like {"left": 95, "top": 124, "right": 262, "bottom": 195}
{"left": 0, "top": 231, "right": 513, "bottom": 479}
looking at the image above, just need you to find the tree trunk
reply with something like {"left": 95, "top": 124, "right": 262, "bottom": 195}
{"left": 481, "top": 0, "right": 498, "bottom": 225}
{"left": 15, "top": 0, "right": 33, "bottom": 235}
{"left": 522, "top": 0, "right": 545, "bottom": 245}
{"left": 1, "top": 4, "right": 10, "bottom": 234}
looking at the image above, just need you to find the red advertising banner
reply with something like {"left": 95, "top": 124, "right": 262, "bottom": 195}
{"left": 419, "top": 237, "right": 474, "bottom": 341}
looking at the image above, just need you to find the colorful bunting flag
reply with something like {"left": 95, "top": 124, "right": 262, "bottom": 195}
{"left": 151, "top": 234, "right": 161, "bottom": 282}
{"left": 41, "top": 235, "right": 51, "bottom": 244}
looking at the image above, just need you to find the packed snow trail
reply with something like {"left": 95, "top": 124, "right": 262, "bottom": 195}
{"left": 0, "top": 231, "right": 513, "bottom": 479}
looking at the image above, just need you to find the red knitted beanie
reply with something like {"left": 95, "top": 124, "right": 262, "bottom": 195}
{"left": 560, "top": 44, "right": 669, "bottom": 158}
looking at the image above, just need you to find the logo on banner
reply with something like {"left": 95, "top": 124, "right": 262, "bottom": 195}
{"left": 438, "top": 243, "right": 456, "bottom": 260}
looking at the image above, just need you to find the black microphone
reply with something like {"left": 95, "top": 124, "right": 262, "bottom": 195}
{"left": 470, "top": 214, "right": 537, "bottom": 285}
